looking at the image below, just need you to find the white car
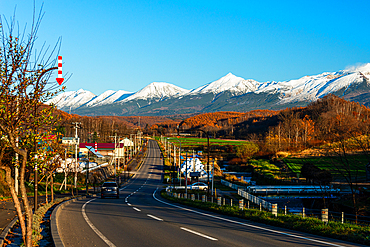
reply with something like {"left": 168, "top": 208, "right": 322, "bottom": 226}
{"left": 187, "top": 182, "right": 208, "bottom": 191}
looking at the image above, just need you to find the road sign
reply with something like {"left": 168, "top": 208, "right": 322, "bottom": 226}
{"left": 56, "top": 56, "right": 64, "bottom": 85}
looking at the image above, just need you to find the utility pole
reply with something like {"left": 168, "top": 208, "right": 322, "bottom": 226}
{"left": 130, "top": 134, "right": 133, "bottom": 160}
{"left": 86, "top": 150, "right": 90, "bottom": 195}
{"left": 207, "top": 133, "right": 210, "bottom": 197}
{"left": 174, "top": 145, "right": 176, "bottom": 184}
{"left": 109, "top": 133, "right": 122, "bottom": 183}
{"left": 198, "top": 129, "right": 211, "bottom": 197}
{"left": 134, "top": 134, "right": 137, "bottom": 155}
{"left": 185, "top": 151, "right": 188, "bottom": 195}
{"left": 71, "top": 122, "right": 81, "bottom": 191}
{"left": 212, "top": 158, "right": 215, "bottom": 197}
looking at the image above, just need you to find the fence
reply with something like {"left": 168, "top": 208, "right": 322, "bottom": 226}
{"left": 166, "top": 190, "right": 370, "bottom": 226}
{"left": 221, "top": 179, "right": 272, "bottom": 211}
{"left": 221, "top": 179, "right": 246, "bottom": 191}
{"left": 216, "top": 179, "right": 370, "bottom": 226}
{"left": 238, "top": 188, "right": 272, "bottom": 211}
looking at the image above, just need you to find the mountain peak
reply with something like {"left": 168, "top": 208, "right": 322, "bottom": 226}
{"left": 190, "top": 73, "right": 258, "bottom": 95}
{"left": 86, "top": 90, "right": 134, "bottom": 107}
{"left": 76, "top": 88, "right": 87, "bottom": 93}
{"left": 122, "top": 81, "right": 189, "bottom": 102}
{"left": 342, "top": 63, "right": 370, "bottom": 74}
{"left": 225, "top": 72, "right": 236, "bottom": 77}
{"left": 46, "top": 89, "right": 96, "bottom": 110}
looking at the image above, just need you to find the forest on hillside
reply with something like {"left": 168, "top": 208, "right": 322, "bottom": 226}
{"left": 55, "top": 111, "right": 181, "bottom": 143}
{"left": 56, "top": 94, "right": 370, "bottom": 161}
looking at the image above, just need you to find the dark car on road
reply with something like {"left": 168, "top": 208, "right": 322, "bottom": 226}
{"left": 101, "top": 181, "right": 119, "bottom": 199}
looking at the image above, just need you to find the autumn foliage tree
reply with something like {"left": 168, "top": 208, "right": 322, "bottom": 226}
{"left": 236, "top": 142, "right": 259, "bottom": 163}
{"left": 312, "top": 95, "right": 370, "bottom": 220}
{"left": 0, "top": 8, "right": 62, "bottom": 246}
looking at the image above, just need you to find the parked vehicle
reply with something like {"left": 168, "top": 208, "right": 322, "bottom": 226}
{"left": 187, "top": 182, "right": 208, "bottom": 191}
{"left": 167, "top": 182, "right": 209, "bottom": 191}
{"left": 101, "top": 181, "right": 119, "bottom": 199}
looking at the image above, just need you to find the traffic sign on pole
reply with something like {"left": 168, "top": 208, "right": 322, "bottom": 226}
{"left": 56, "top": 56, "right": 64, "bottom": 85}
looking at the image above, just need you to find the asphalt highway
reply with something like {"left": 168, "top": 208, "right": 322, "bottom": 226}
{"left": 57, "top": 140, "right": 366, "bottom": 247}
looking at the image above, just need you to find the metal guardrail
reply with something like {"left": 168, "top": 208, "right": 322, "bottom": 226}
{"left": 81, "top": 162, "right": 109, "bottom": 173}
{"left": 220, "top": 179, "right": 246, "bottom": 191}
{"left": 171, "top": 181, "right": 370, "bottom": 226}
{"left": 246, "top": 185, "right": 340, "bottom": 194}
{"left": 238, "top": 188, "right": 272, "bottom": 211}
{"left": 221, "top": 179, "right": 272, "bottom": 211}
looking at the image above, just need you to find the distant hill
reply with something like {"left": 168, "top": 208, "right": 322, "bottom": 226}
{"left": 47, "top": 64, "right": 370, "bottom": 116}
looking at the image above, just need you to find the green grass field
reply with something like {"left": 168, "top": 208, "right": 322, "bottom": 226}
{"left": 164, "top": 137, "right": 248, "bottom": 148}
{"left": 249, "top": 159, "right": 285, "bottom": 179}
{"left": 283, "top": 155, "right": 367, "bottom": 179}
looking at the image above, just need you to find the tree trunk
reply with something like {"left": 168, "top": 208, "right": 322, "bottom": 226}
{"left": 352, "top": 192, "right": 358, "bottom": 223}
{"left": 45, "top": 175, "right": 48, "bottom": 204}
{"left": 51, "top": 174, "right": 54, "bottom": 203}
{"left": 19, "top": 154, "right": 33, "bottom": 247}
{"left": 1, "top": 166, "right": 27, "bottom": 243}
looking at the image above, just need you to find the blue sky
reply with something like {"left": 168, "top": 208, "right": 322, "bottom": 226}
{"left": 1, "top": 0, "right": 370, "bottom": 95}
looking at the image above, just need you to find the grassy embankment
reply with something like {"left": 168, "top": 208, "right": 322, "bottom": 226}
{"left": 161, "top": 190, "right": 370, "bottom": 245}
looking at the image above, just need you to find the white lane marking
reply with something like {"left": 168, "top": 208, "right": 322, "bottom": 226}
{"left": 82, "top": 199, "right": 116, "bottom": 247}
{"left": 127, "top": 203, "right": 132, "bottom": 206}
{"left": 119, "top": 186, "right": 128, "bottom": 191}
{"left": 152, "top": 189, "right": 346, "bottom": 247}
{"left": 180, "top": 227, "right": 218, "bottom": 241}
{"left": 133, "top": 207, "right": 141, "bottom": 212}
{"left": 147, "top": 214, "right": 163, "bottom": 221}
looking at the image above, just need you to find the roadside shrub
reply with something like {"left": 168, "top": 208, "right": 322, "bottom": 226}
{"left": 32, "top": 196, "right": 73, "bottom": 245}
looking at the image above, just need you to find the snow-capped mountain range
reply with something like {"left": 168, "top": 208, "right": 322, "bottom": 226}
{"left": 47, "top": 64, "right": 370, "bottom": 116}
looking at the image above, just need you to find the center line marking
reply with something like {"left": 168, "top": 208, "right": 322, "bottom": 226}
{"left": 181, "top": 227, "right": 218, "bottom": 241}
{"left": 147, "top": 214, "right": 163, "bottom": 221}
{"left": 133, "top": 207, "right": 141, "bottom": 212}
